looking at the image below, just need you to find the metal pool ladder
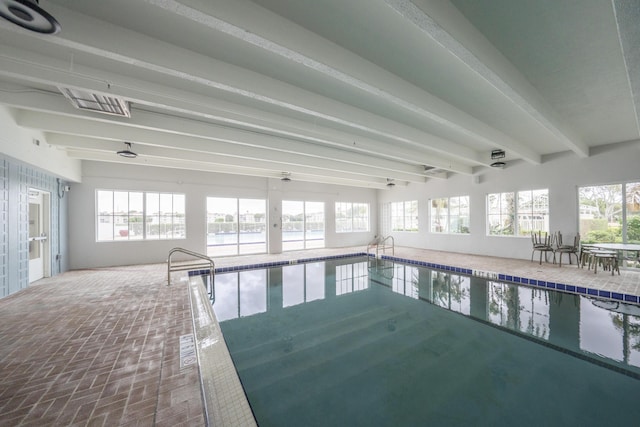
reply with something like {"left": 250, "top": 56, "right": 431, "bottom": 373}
{"left": 367, "top": 236, "right": 395, "bottom": 279}
{"left": 367, "top": 235, "right": 395, "bottom": 259}
{"left": 167, "top": 247, "right": 215, "bottom": 292}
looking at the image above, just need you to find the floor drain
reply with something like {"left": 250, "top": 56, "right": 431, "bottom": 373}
{"left": 180, "top": 334, "right": 197, "bottom": 368}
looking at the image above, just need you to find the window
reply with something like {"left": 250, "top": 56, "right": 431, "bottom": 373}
{"left": 579, "top": 182, "right": 640, "bottom": 244}
{"left": 487, "top": 189, "right": 548, "bottom": 236}
{"left": 430, "top": 196, "right": 469, "bottom": 234}
{"left": 207, "top": 197, "right": 266, "bottom": 256}
{"left": 517, "top": 189, "right": 549, "bottom": 235}
{"left": 96, "top": 190, "right": 185, "bottom": 241}
{"left": 335, "top": 202, "right": 370, "bottom": 233}
{"left": 282, "top": 201, "right": 325, "bottom": 250}
{"left": 390, "top": 200, "right": 418, "bottom": 232}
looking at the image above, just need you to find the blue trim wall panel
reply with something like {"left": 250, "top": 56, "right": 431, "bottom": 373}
{"left": 0, "top": 154, "right": 69, "bottom": 298}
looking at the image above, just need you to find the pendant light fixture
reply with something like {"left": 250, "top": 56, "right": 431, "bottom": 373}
{"left": 117, "top": 142, "right": 137, "bottom": 158}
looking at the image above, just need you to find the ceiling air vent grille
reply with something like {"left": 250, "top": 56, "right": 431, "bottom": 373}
{"left": 59, "top": 87, "right": 131, "bottom": 118}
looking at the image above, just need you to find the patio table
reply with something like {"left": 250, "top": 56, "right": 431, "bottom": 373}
{"left": 589, "top": 243, "right": 640, "bottom": 269}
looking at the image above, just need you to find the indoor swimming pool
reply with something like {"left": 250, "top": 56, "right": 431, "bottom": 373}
{"left": 208, "top": 256, "right": 640, "bottom": 426}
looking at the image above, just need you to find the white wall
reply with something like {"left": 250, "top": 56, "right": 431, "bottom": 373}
{"left": 0, "top": 106, "right": 81, "bottom": 182}
{"left": 378, "top": 141, "right": 640, "bottom": 260}
{"left": 68, "top": 140, "right": 640, "bottom": 269}
{"left": 69, "top": 161, "right": 378, "bottom": 269}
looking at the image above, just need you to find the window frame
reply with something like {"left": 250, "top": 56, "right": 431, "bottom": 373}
{"left": 390, "top": 200, "right": 419, "bottom": 232}
{"left": 335, "top": 202, "right": 370, "bottom": 233}
{"left": 430, "top": 195, "right": 470, "bottom": 234}
{"left": 206, "top": 197, "right": 267, "bottom": 256}
{"left": 96, "top": 190, "right": 186, "bottom": 242}
{"left": 486, "top": 189, "right": 549, "bottom": 237}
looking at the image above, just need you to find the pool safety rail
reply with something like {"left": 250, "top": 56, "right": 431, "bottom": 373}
{"left": 367, "top": 236, "right": 395, "bottom": 279}
{"left": 167, "top": 247, "right": 215, "bottom": 288}
{"left": 367, "top": 235, "right": 395, "bottom": 258}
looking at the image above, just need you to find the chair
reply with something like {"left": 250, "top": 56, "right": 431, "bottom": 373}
{"left": 592, "top": 250, "right": 620, "bottom": 275}
{"left": 555, "top": 232, "right": 580, "bottom": 267}
{"left": 579, "top": 244, "right": 596, "bottom": 269}
{"left": 531, "top": 231, "right": 555, "bottom": 265}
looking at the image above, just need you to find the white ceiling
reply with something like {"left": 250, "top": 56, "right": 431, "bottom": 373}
{"left": 0, "top": 0, "right": 638, "bottom": 188}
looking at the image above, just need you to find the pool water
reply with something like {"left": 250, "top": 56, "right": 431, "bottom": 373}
{"left": 211, "top": 257, "right": 640, "bottom": 426}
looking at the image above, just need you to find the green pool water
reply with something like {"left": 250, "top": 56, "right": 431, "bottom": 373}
{"left": 211, "top": 257, "right": 640, "bottom": 426}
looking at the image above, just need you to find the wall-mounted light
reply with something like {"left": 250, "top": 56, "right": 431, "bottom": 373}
{"left": 281, "top": 172, "right": 291, "bottom": 182}
{"left": 386, "top": 178, "right": 395, "bottom": 188}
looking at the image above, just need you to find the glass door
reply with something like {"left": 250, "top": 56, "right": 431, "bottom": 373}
{"left": 282, "top": 201, "right": 324, "bottom": 251}
{"left": 28, "top": 189, "right": 50, "bottom": 283}
{"left": 207, "top": 197, "right": 266, "bottom": 256}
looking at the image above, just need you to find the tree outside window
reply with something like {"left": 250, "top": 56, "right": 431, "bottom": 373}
{"left": 391, "top": 201, "right": 418, "bottom": 232}
{"left": 430, "top": 196, "right": 470, "bottom": 234}
{"left": 487, "top": 190, "right": 548, "bottom": 236}
{"left": 579, "top": 182, "right": 640, "bottom": 245}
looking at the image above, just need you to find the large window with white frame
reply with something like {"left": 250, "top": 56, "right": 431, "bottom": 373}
{"left": 487, "top": 189, "right": 548, "bottom": 236}
{"left": 206, "top": 197, "right": 267, "bottom": 257}
{"left": 390, "top": 200, "right": 418, "bottom": 232}
{"left": 282, "top": 200, "right": 325, "bottom": 250}
{"left": 430, "top": 196, "right": 470, "bottom": 234}
{"left": 335, "top": 202, "right": 370, "bottom": 233}
{"left": 579, "top": 182, "right": 640, "bottom": 245}
{"left": 96, "top": 190, "right": 185, "bottom": 241}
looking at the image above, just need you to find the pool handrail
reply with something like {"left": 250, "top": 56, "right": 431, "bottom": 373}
{"left": 167, "top": 247, "right": 215, "bottom": 292}
{"left": 367, "top": 235, "right": 395, "bottom": 258}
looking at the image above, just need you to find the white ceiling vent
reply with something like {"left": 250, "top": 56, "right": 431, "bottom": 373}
{"left": 59, "top": 87, "right": 131, "bottom": 118}
{"left": 423, "top": 167, "right": 448, "bottom": 180}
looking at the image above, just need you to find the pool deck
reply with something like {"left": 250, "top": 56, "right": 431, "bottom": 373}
{"left": 1, "top": 246, "right": 639, "bottom": 426}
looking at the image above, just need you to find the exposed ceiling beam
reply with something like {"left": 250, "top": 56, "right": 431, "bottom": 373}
{"left": 384, "top": 0, "right": 589, "bottom": 158}
{"left": 0, "top": 46, "right": 476, "bottom": 174}
{"left": 0, "top": 4, "right": 492, "bottom": 165}
{"left": 612, "top": 0, "right": 640, "bottom": 139}
{"left": 65, "top": 149, "right": 397, "bottom": 189}
{"left": 49, "top": 133, "right": 426, "bottom": 184}
{"left": 143, "top": 0, "right": 544, "bottom": 163}
{"left": 18, "top": 111, "right": 428, "bottom": 184}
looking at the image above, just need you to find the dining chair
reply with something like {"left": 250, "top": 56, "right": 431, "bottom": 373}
{"left": 555, "top": 232, "right": 580, "bottom": 267}
{"left": 531, "top": 231, "right": 555, "bottom": 265}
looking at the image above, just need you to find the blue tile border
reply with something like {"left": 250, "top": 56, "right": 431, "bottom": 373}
{"left": 187, "top": 252, "right": 369, "bottom": 276}
{"left": 187, "top": 252, "right": 640, "bottom": 306}
{"left": 379, "top": 254, "right": 640, "bottom": 305}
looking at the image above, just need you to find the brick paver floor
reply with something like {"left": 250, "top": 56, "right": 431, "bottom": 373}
{"left": 0, "top": 264, "right": 204, "bottom": 426}
{"left": 1, "top": 246, "right": 639, "bottom": 426}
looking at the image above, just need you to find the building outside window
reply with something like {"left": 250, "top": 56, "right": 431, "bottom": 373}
{"left": 96, "top": 190, "right": 185, "bottom": 241}
{"left": 282, "top": 201, "right": 325, "bottom": 250}
{"left": 487, "top": 189, "right": 548, "bottom": 236}
{"left": 206, "top": 197, "right": 266, "bottom": 256}
{"left": 579, "top": 182, "right": 640, "bottom": 244}
{"left": 335, "top": 202, "right": 369, "bottom": 233}
{"left": 430, "top": 196, "right": 469, "bottom": 234}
